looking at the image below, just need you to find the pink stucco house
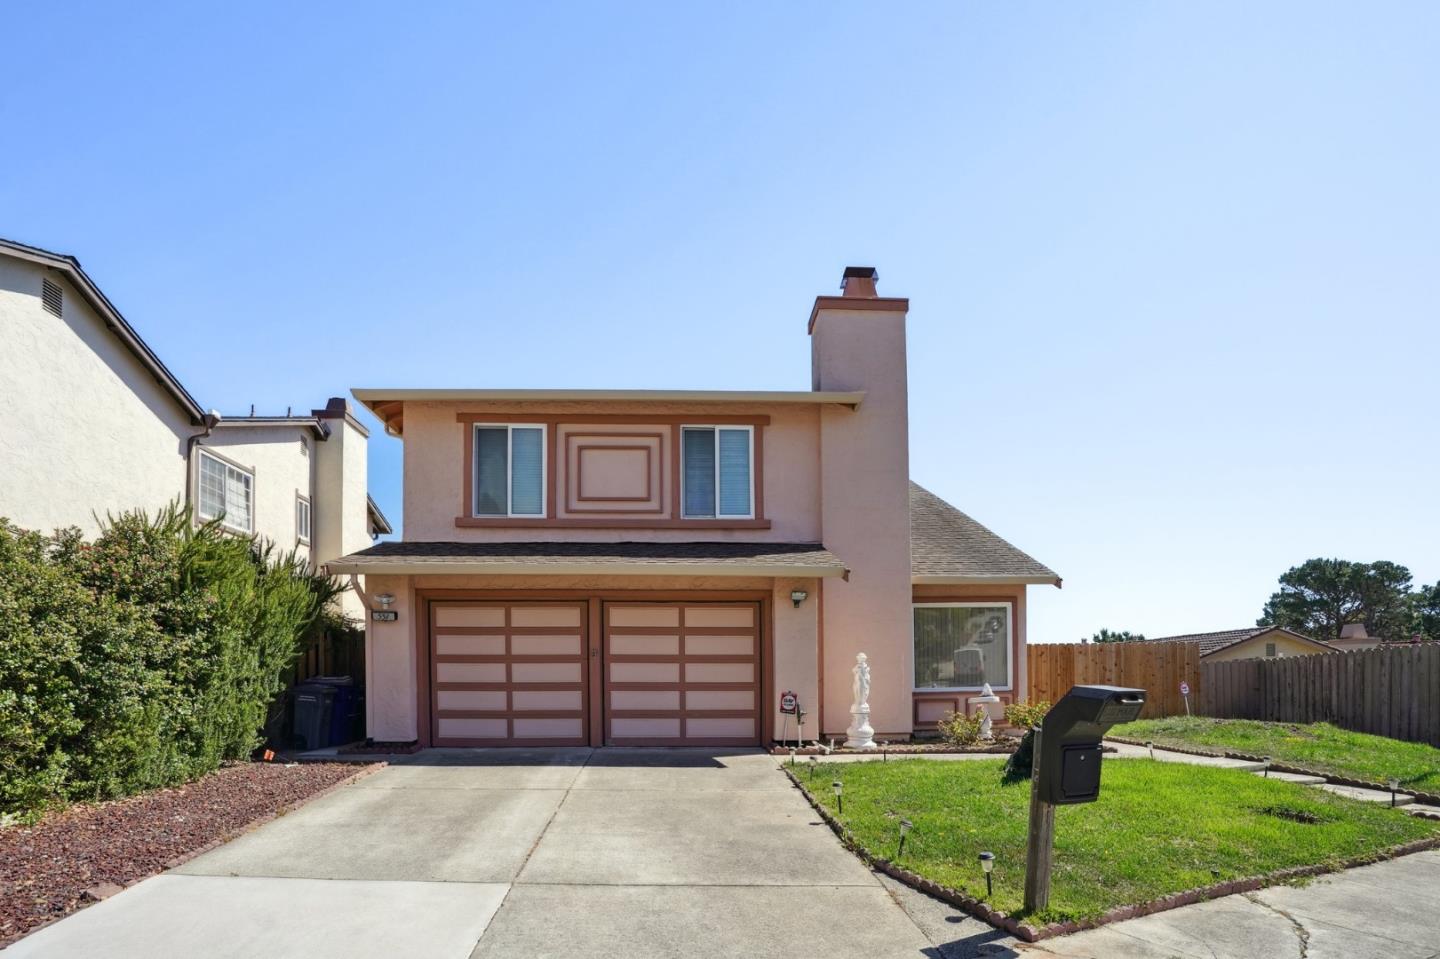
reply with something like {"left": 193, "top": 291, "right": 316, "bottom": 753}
{"left": 329, "top": 268, "right": 1058, "bottom": 747}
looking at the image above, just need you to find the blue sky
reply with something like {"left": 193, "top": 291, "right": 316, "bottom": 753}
{"left": 4, "top": 2, "right": 1436, "bottom": 644}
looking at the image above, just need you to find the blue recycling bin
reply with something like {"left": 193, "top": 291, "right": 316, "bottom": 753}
{"left": 310, "top": 676, "right": 361, "bottom": 747}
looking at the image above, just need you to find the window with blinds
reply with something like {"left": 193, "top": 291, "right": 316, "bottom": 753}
{"left": 197, "top": 450, "right": 254, "bottom": 534}
{"left": 913, "top": 603, "right": 1012, "bottom": 691}
{"left": 681, "top": 426, "right": 753, "bottom": 518}
{"left": 474, "top": 424, "right": 546, "bottom": 517}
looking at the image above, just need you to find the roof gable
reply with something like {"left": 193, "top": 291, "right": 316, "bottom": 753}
{"left": 909, "top": 482, "right": 1060, "bottom": 586}
{"left": 1148, "top": 626, "right": 1332, "bottom": 657}
{"left": 0, "top": 237, "right": 204, "bottom": 424}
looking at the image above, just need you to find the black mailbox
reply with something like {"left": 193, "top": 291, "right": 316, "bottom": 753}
{"left": 1036, "top": 685, "right": 1145, "bottom": 805}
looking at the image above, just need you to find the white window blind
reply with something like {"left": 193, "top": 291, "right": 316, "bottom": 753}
{"left": 913, "top": 603, "right": 1012, "bottom": 691}
{"left": 681, "top": 426, "right": 753, "bottom": 518}
{"left": 474, "top": 425, "right": 545, "bottom": 517}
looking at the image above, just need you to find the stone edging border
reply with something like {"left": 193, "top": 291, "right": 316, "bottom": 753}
{"left": 781, "top": 763, "right": 1440, "bottom": 943}
{"left": 768, "top": 743, "right": 1016, "bottom": 757}
{"left": 1105, "top": 735, "right": 1440, "bottom": 806}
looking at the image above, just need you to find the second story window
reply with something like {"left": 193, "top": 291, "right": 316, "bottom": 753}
{"left": 474, "top": 424, "right": 546, "bottom": 517}
{"left": 296, "top": 495, "right": 312, "bottom": 545}
{"left": 197, "top": 450, "right": 253, "bottom": 534}
{"left": 681, "top": 426, "right": 752, "bottom": 519}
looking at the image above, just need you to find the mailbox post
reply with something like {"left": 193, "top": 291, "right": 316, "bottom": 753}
{"left": 1022, "top": 685, "right": 1146, "bottom": 912}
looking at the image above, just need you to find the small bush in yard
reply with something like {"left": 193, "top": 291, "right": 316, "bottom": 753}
{"left": 0, "top": 505, "right": 346, "bottom": 815}
{"left": 1004, "top": 700, "right": 1051, "bottom": 730}
{"left": 938, "top": 708, "right": 987, "bottom": 746}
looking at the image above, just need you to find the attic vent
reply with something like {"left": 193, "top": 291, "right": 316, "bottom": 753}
{"left": 41, "top": 278, "right": 63, "bottom": 317}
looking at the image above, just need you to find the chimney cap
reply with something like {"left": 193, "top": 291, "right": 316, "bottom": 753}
{"left": 842, "top": 266, "right": 878, "bottom": 282}
{"left": 840, "top": 266, "right": 879, "bottom": 297}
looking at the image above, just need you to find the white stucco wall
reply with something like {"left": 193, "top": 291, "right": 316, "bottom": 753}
{"left": 0, "top": 259, "right": 195, "bottom": 535}
{"left": 312, "top": 409, "right": 371, "bottom": 622}
{"left": 197, "top": 426, "right": 316, "bottom": 562}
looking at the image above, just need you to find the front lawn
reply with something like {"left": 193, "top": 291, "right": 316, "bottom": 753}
{"left": 792, "top": 757, "right": 1439, "bottom": 925}
{"left": 1109, "top": 718, "right": 1440, "bottom": 793}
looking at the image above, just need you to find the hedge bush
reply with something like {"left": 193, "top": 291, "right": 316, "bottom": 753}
{"left": 0, "top": 506, "right": 344, "bottom": 816}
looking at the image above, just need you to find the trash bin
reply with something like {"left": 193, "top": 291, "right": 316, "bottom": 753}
{"left": 310, "top": 676, "right": 361, "bottom": 747}
{"left": 292, "top": 682, "right": 336, "bottom": 751}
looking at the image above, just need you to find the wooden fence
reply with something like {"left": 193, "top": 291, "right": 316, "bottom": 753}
{"left": 1201, "top": 643, "right": 1440, "bottom": 747}
{"left": 1027, "top": 641, "right": 1202, "bottom": 719}
{"left": 292, "top": 628, "right": 366, "bottom": 686}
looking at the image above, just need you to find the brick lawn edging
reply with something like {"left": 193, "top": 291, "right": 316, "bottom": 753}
{"left": 769, "top": 743, "right": 1017, "bottom": 757}
{"left": 782, "top": 763, "right": 1440, "bottom": 942}
{"left": 1106, "top": 735, "right": 1440, "bottom": 806}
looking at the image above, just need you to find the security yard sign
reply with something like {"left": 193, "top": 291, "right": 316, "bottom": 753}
{"left": 780, "top": 690, "right": 799, "bottom": 714}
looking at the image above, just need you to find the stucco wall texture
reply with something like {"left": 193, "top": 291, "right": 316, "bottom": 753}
{"left": 0, "top": 260, "right": 193, "bottom": 536}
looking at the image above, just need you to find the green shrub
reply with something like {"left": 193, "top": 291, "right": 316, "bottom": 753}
{"left": 938, "top": 708, "right": 987, "bottom": 746}
{"left": 1004, "top": 700, "right": 1051, "bottom": 730}
{"left": 0, "top": 506, "right": 345, "bottom": 814}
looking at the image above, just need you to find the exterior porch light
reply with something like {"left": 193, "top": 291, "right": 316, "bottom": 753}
{"left": 979, "top": 851, "right": 995, "bottom": 897}
{"left": 789, "top": 588, "right": 808, "bottom": 608}
{"left": 897, "top": 818, "right": 913, "bottom": 859}
{"left": 375, "top": 593, "right": 396, "bottom": 609}
{"left": 832, "top": 780, "right": 843, "bottom": 814}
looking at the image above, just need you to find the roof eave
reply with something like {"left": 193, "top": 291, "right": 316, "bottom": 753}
{"left": 323, "top": 559, "right": 849, "bottom": 578}
{"left": 0, "top": 238, "right": 207, "bottom": 424}
{"left": 912, "top": 574, "right": 1062, "bottom": 588}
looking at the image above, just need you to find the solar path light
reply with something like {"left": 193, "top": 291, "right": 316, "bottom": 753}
{"left": 897, "top": 819, "right": 913, "bottom": 859}
{"left": 979, "top": 852, "right": 995, "bottom": 897}
{"left": 1390, "top": 778, "right": 1401, "bottom": 807}
{"left": 832, "top": 780, "right": 843, "bottom": 814}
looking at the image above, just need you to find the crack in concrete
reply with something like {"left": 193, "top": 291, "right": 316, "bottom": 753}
{"left": 1243, "top": 893, "right": 1310, "bottom": 959}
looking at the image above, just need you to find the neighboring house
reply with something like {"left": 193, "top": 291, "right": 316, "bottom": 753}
{"left": 0, "top": 237, "right": 384, "bottom": 622}
{"left": 328, "top": 266, "right": 1059, "bottom": 747}
{"left": 1148, "top": 626, "right": 1333, "bottom": 661}
{"left": 1329, "top": 623, "right": 1383, "bottom": 652}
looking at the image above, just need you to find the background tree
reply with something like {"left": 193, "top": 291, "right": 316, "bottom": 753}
{"left": 1086, "top": 628, "right": 1146, "bottom": 643}
{"left": 1258, "top": 558, "right": 1414, "bottom": 643}
{"left": 1415, "top": 582, "right": 1440, "bottom": 642}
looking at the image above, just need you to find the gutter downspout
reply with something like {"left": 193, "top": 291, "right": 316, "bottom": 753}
{"left": 183, "top": 410, "right": 224, "bottom": 514}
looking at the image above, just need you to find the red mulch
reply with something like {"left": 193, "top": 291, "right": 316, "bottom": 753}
{"left": 0, "top": 761, "right": 375, "bottom": 946}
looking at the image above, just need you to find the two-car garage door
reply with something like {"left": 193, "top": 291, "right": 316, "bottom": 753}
{"left": 429, "top": 600, "right": 760, "bottom": 747}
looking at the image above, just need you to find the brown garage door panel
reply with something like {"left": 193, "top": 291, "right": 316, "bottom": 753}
{"left": 431, "top": 602, "right": 588, "bottom": 746}
{"left": 604, "top": 602, "right": 760, "bottom": 746}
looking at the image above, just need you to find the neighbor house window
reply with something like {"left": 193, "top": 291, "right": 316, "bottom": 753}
{"left": 197, "top": 450, "right": 253, "bottom": 534}
{"left": 296, "top": 495, "right": 311, "bottom": 545}
{"left": 913, "top": 602, "right": 1012, "bottom": 691}
{"left": 1265, "top": 642, "right": 1277, "bottom": 658}
{"left": 473, "top": 424, "right": 545, "bottom": 517}
{"left": 681, "top": 426, "right": 752, "bottom": 518}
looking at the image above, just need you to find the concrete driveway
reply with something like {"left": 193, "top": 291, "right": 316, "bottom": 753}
{"left": 13, "top": 749, "right": 1439, "bottom": 959}
{"left": 7, "top": 748, "right": 950, "bottom": 959}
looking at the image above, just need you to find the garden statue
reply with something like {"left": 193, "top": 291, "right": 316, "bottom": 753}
{"left": 845, "top": 653, "right": 877, "bottom": 749}
{"left": 971, "top": 682, "right": 1001, "bottom": 740}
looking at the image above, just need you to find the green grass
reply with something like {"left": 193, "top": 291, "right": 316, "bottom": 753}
{"left": 791, "top": 757, "right": 1439, "bottom": 924}
{"left": 1109, "top": 718, "right": 1440, "bottom": 793}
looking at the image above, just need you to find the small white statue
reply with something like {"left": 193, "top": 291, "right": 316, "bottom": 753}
{"left": 971, "top": 682, "right": 1001, "bottom": 741}
{"left": 845, "top": 652, "right": 877, "bottom": 749}
{"left": 854, "top": 653, "right": 871, "bottom": 707}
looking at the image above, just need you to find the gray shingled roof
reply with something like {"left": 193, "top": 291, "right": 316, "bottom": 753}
{"left": 326, "top": 540, "right": 845, "bottom": 576}
{"left": 909, "top": 482, "right": 1060, "bottom": 585}
{"left": 1147, "top": 627, "right": 1331, "bottom": 657}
